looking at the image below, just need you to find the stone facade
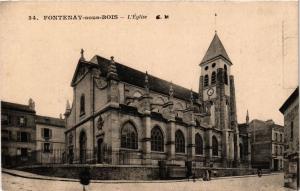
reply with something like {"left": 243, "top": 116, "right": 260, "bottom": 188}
{"left": 249, "top": 119, "right": 284, "bottom": 170}
{"left": 279, "top": 87, "right": 299, "bottom": 190}
{"left": 64, "top": 33, "right": 250, "bottom": 169}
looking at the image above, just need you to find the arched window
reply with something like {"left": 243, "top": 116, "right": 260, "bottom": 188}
{"left": 224, "top": 71, "right": 228, "bottom": 85}
{"left": 224, "top": 64, "right": 227, "bottom": 71}
{"left": 195, "top": 134, "right": 203, "bottom": 155}
{"left": 121, "top": 122, "right": 138, "bottom": 149}
{"left": 239, "top": 143, "right": 244, "bottom": 160}
{"left": 212, "top": 136, "right": 218, "bottom": 156}
{"left": 204, "top": 75, "right": 209, "bottom": 87}
{"left": 151, "top": 126, "right": 164, "bottom": 152}
{"left": 175, "top": 130, "right": 185, "bottom": 153}
{"left": 211, "top": 71, "right": 216, "bottom": 84}
{"left": 80, "top": 94, "right": 85, "bottom": 115}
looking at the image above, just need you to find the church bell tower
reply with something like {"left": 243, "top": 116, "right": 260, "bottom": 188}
{"left": 199, "top": 33, "right": 240, "bottom": 167}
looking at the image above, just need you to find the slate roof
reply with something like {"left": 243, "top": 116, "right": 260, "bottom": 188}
{"left": 86, "top": 55, "right": 199, "bottom": 102}
{"left": 1, "top": 101, "right": 35, "bottom": 113}
{"left": 279, "top": 87, "right": 299, "bottom": 114}
{"left": 36, "top": 115, "right": 65, "bottom": 128}
{"left": 200, "top": 33, "right": 232, "bottom": 65}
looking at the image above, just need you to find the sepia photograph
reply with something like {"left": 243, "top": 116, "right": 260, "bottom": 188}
{"left": 0, "top": 2, "right": 298, "bottom": 191}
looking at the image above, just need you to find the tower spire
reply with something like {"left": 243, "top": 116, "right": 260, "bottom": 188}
{"left": 246, "top": 110, "right": 249, "bottom": 125}
{"left": 145, "top": 71, "right": 149, "bottom": 94}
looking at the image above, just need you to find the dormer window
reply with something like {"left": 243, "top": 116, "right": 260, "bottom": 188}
{"left": 80, "top": 94, "right": 85, "bottom": 116}
{"left": 211, "top": 71, "right": 216, "bottom": 84}
{"left": 204, "top": 75, "right": 209, "bottom": 87}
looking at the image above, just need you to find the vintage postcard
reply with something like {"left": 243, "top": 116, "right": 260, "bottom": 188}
{"left": 0, "top": 1, "right": 298, "bottom": 191}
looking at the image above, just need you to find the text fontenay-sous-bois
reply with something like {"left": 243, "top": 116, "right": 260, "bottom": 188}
{"left": 27, "top": 14, "right": 168, "bottom": 21}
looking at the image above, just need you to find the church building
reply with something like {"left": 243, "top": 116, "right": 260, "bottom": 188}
{"left": 64, "top": 33, "right": 251, "bottom": 168}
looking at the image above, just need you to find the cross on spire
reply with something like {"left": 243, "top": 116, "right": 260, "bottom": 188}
{"left": 80, "top": 48, "right": 85, "bottom": 61}
{"left": 214, "top": 13, "right": 218, "bottom": 33}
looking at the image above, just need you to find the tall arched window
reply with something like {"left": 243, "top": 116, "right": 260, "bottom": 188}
{"left": 195, "top": 134, "right": 203, "bottom": 155}
{"left": 151, "top": 126, "right": 164, "bottom": 152}
{"left": 212, "top": 136, "right": 218, "bottom": 156}
{"left": 204, "top": 75, "right": 209, "bottom": 87}
{"left": 80, "top": 94, "right": 85, "bottom": 115}
{"left": 224, "top": 65, "right": 228, "bottom": 85}
{"left": 121, "top": 122, "right": 138, "bottom": 149}
{"left": 175, "top": 130, "right": 185, "bottom": 153}
{"left": 211, "top": 71, "right": 216, "bottom": 84}
{"left": 239, "top": 143, "right": 244, "bottom": 160}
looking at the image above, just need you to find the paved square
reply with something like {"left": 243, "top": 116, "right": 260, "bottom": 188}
{"left": 2, "top": 173, "right": 293, "bottom": 191}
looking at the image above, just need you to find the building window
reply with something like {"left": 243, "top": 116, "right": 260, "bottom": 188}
{"left": 19, "top": 116, "right": 27, "bottom": 127}
{"left": 42, "top": 128, "right": 52, "bottom": 139}
{"left": 1, "top": 114, "right": 11, "bottom": 125}
{"left": 195, "top": 134, "right": 203, "bottom": 155}
{"left": 151, "top": 126, "right": 164, "bottom": 152}
{"left": 121, "top": 122, "right": 138, "bottom": 149}
{"left": 205, "top": 66, "right": 209, "bottom": 70}
{"left": 275, "top": 133, "right": 278, "bottom": 141}
{"left": 204, "top": 75, "right": 209, "bottom": 87}
{"left": 211, "top": 71, "right": 216, "bottom": 84}
{"left": 69, "top": 133, "right": 73, "bottom": 145}
{"left": 212, "top": 136, "right": 218, "bottom": 156}
{"left": 175, "top": 130, "right": 185, "bottom": 153}
{"left": 17, "top": 132, "right": 30, "bottom": 142}
{"left": 1, "top": 130, "right": 12, "bottom": 141}
{"left": 212, "top": 63, "right": 216, "bottom": 68}
{"left": 280, "top": 134, "right": 283, "bottom": 142}
{"left": 80, "top": 94, "right": 85, "bottom": 116}
{"left": 43, "top": 143, "right": 51, "bottom": 153}
{"left": 291, "top": 121, "right": 294, "bottom": 140}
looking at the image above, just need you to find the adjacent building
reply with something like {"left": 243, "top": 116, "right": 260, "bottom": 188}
{"left": 249, "top": 119, "right": 284, "bottom": 171}
{"left": 64, "top": 33, "right": 251, "bottom": 168}
{"left": 35, "top": 115, "right": 65, "bottom": 164}
{"left": 279, "top": 87, "right": 299, "bottom": 190}
{"left": 1, "top": 100, "right": 36, "bottom": 167}
{"left": 1, "top": 100, "right": 65, "bottom": 167}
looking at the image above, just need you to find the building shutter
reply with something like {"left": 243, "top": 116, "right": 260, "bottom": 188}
{"left": 17, "top": 132, "right": 21, "bottom": 141}
{"left": 41, "top": 128, "right": 44, "bottom": 138}
{"left": 50, "top": 143, "right": 53, "bottom": 153}
{"left": 49, "top": 129, "right": 52, "bottom": 139}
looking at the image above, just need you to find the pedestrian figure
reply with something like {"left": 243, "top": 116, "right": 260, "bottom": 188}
{"left": 257, "top": 168, "right": 262, "bottom": 178}
{"left": 79, "top": 168, "right": 91, "bottom": 191}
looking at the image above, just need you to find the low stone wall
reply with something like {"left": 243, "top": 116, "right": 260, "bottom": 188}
{"left": 17, "top": 165, "right": 160, "bottom": 180}
{"left": 17, "top": 165, "right": 263, "bottom": 180}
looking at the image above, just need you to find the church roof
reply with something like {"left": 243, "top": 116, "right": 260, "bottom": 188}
{"left": 87, "top": 55, "right": 199, "bottom": 101}
{"left": 200, "top": 33, "right": 232, "bottom": 65}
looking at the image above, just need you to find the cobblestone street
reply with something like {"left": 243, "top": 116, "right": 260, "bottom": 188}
{"left": 1, "top": 171, "right": 292, "bottom": 191}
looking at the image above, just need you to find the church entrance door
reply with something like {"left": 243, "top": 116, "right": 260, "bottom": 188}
{"left": 79, "top": 131, "right": 87, "bottom": 164}
{"left": 97, "top": 138, "right": 103, "bottom": 163}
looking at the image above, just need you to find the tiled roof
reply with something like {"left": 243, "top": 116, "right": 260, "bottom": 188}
{"left": 36, "top": 115, "right": 65, "bottom": 127}
{"left": 200, "top": 33, "right": 232, "bottom": 65}
{"left": 279, "top": 87, "right": 299, "bottom": 113}
{"left": 1, "top": 101, "right": 35, "bottom": 113}
{"left": 88, "top": 55, "right": 199, "bottom": 102}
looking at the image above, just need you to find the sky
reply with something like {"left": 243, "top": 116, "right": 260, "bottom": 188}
{"left": 0, "top": 2, "right": 298, "bottom": 125}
